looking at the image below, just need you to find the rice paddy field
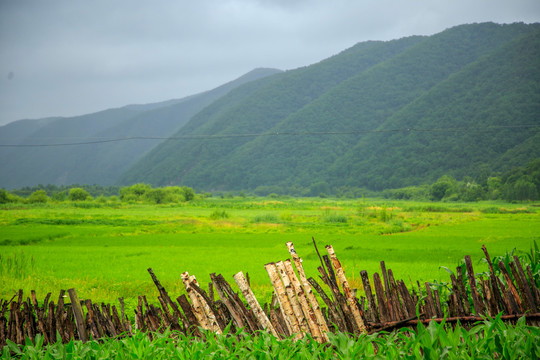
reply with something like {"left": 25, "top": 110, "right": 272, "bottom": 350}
{"left": 1, "top": 196, "right": 538, "bottom": 314}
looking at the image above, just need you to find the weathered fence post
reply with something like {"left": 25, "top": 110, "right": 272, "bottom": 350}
{"left": 67, "top": 288, "right": 87, "bottom": 342}
{"left": 287, "top": 242, "right": 330, "bottom": 341}
{"left": 326, "top": 245, "right": 367, "bottom": 334}
{"left": 234, "top": 271, "right": 279, "bottom": 338}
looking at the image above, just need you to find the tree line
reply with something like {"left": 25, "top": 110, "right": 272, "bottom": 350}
{"left": 1, "top": 157, "right": 538, "bottom": 204}
{"left": 382, "top": 158, "right": 540, "bottom": 202}
{"left": 0, "top": 183, "right": 196, "bottom": 205}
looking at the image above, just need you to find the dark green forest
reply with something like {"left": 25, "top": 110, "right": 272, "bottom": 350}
{"left": 382, "top": 158, "right": 540, "bottom": 202}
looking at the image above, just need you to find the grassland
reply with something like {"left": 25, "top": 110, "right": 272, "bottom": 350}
{"left": 1, "top": 197, "right": 538, "bottom": 312}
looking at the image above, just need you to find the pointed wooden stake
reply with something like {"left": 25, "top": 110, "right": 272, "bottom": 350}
{"left": 326, "top": 245, "right": 367, "bottom": 334}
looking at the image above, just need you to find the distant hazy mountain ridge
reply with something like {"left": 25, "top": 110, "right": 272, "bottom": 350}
{"left": 0, "top": 68, "right": 281, "bottom": 189}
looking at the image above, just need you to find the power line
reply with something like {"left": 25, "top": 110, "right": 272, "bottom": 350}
{"left": 0, "top": 124, "right": 537, "bottom": 147}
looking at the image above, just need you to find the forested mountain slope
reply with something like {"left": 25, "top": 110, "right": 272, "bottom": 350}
{"left": 0, "top": 68, "right": 280, "bottom": 189}
{"left": 120, "top": 23, "right": 540, "bottom": 193}
{"left": 118, "top": 35, "right": 426, "bottom": 186}
{"left": 330, "top": 27, "right": 540, "bottom": 190}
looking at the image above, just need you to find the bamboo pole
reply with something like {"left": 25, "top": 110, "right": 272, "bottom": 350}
{"left": 283, "top": 259, "right": 324, "bottom": 342}
{"left": 233, "top": 271, "right": 279, "bottom": 338}
{"left": 286, "top": 242, "right": 330, "bottom": 340}
{"left": 191, "top": 275, "right": 222, "bottom": 334}
{"left": 326, "top": 245, "right": 367, "bottom": 334}
{"left": 181, "top": 272, "right": 213, "bottom": 331}
{"left": 188, "top": 281, "right": 225, "bottom": 332}
{"left": 276, "top": 261, "right": 309, "bottom": 336}
{"left": 265, "top": 262, "right": 299, "bottom": 336}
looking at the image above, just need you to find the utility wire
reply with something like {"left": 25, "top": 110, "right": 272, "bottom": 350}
{"left": 0, "top": 124, "right": 537, "bottom": 147}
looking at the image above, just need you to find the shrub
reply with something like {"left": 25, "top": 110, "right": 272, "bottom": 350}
{"left": 209, "top": 210, "right": 229, "bottom": 220}
{"left": 52, "top": 191, "right": 66, "bottom": 202}
{"left": 142, "top": 186, "right": 196, "bottom": 204}
{"left": 144, "top": 188, "right": 168, "bottom": 204}
{"left": 27, "top": 190, "right": 49, "bottom": 203}
{"left": 378, "top": 206, "right": 392, "bottom": 222}
{"left": 120, "top": 183, "right": 151, "bottom": 202}
{"left": 182, "top": 186, "right": 195, "bottom": 201}
{"left": 253, "top": 213, "right": 280, "bottom": 223}
{"left": 323, "top": 212, "right": 348, "bottom": 223}
{"left": 388, "top": 219, "right": 412, "bottom": 233}
{"left": 461, "top": 182, "right": 485, "bottom": 202}
{"left": 382, "top": 185, "right": 430, "bottom": 200}
{"left": 430, "top": 175, "right": 458, "bottom": 201}
{"left": 68, "top": 188, "right": 92, "bottom": 201}
{"left": 96, "top": 195, "right": 109, "bottom": 203}
{"left": 279, "top": 211, "right": 292, "bottom": 222}
{"left": 0, "top": 189, "right": 10, "bottom": 204}
{"left": 0, "top": 189, "right": 23, "bottom": 204}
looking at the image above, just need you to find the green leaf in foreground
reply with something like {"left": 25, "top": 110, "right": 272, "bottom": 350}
{"left": 3, "top": 316, "right": 539, "bottom": 360}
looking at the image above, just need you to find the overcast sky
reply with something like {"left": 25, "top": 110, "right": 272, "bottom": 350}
{"left": 1, "top": 0, "right": 539, "bottom": 126}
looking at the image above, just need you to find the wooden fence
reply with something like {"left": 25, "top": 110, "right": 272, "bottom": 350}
{"left": 1, "top": 241, "right": 539, "bottom": 347}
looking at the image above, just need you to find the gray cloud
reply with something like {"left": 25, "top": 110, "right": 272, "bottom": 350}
{"left": 0, "top": 0, "right": 539, "bottom": 125}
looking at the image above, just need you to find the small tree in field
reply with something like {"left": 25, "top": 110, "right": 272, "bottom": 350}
{"left": 27, "top": 190, "right": 49, "bottom": 203}
{"left": 0, "top": 189, "right": 11, "bottom": 204}
{"left": 68, "top": 188, "right": 92, "bottom": 201}
{"left": 429, "top": 175, "right": 457, "bottom": 201}
{"left": 0, "top": 189, "right": 23, "bottom": 203}
{"left": 120, "top": 183, "right": 151, "bottom": 202}
{"left": 144, "top": 188, "right": 168, "bottom": 204}
{"left": 182, "top": 186, "right": 195, "bottom": 201}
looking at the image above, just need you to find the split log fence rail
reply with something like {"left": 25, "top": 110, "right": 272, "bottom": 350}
{"left": 1, "top": 241, "right": 539, "bottom": 348}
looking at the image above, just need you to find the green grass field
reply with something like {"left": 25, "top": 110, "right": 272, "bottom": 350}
{"left": 1, "top": 197, "right": 538, "bottom": 312}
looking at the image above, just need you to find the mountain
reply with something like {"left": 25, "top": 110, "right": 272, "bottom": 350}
{"left": 120, "top": 22, "right": 540, "bottom": 193}
{"left": 0, "top": 68, "right": 281, "bottom": 189}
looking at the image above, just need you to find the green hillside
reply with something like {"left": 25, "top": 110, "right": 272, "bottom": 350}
{"left": 118, "top": 34, "right": 425, "bottom": 186}
{"left": 332, "top": 25, "right": 540, "bottom": 190}
{"left": 0, "top": 68, "right": 280, "bottom": 189}
{"left": 0, "top": 108, "right": 141, "bottom": 188}
{"left": 120, "top": 23, "right": 540, "bottom": 194}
